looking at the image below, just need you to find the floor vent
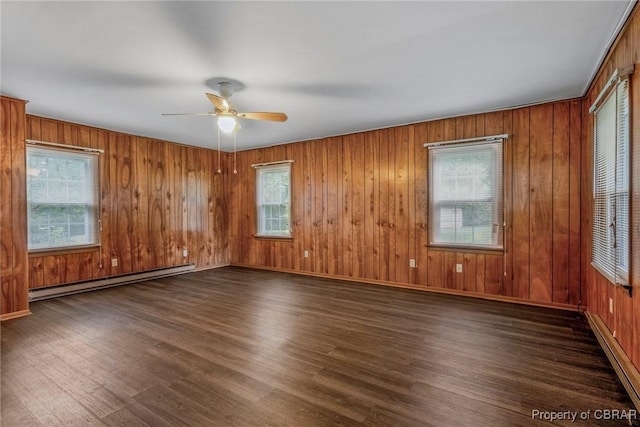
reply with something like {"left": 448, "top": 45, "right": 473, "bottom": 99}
{"left": 29, "top": 264, "right": 195, "bottom": 302}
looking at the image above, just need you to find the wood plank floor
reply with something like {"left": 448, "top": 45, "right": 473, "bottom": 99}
{"left": 1, "top": 266, "right": 637, "bottom": 426}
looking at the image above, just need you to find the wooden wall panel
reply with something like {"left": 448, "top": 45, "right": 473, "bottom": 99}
{"left": 18, "top": 115, "right": 229, "bottom": 291}
{"left": 150, "top": 140, "right": 167, "bottom": 268}
{"left": 115, "top": 134, "right": 134, "bottom": 274}
{"left": 568, "top": 100, "right": 582, "bottom": 306}
{"left": 301, "top": 143, "right": 313, "bottom": 271}
{"left": 552, "top": 102, "right": 570, "bottom": 305}
{"left": 581, "top": 4, "right": 640, "bottom": 371}
{"left": 407, "top": 126, "right": 417, "bottom": 286}
{"left": 529, "top": 104, "right": 554, "bottom": 303}
{"left": 501, "top": 110, "right": 514, "bottom": 297}
{"left": 414, "top": 123, "right": 429, "bottom": 287}
{"left": 230, "top": 99, "right": 582, "bottom": 310}
{"left": 133, "top": 137, "right": 150, "bottom": 272}
{"left": 393, "top": 127, "right": 409, "bottom": 284}
{"left": 363, "top": 131, "right": 377, "bottom": 281}
{"left": 316, "top": 139, "right": 328, "bottom": 274}
{"left": 0, "top": 96, "right": 29, "bottom": 318}
{"left": 291, "top": 145, "right": 305, "bottom": 271}
{"left": 512, "top": 108, "right": 531, "bottom": 300}
{"left": 378, "top": 130, "right": 391, "bottom": 282}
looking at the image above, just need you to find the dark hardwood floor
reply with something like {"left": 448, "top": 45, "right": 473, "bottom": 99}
{"left": 1, "top": 267, "right": 637, "bottom": 426}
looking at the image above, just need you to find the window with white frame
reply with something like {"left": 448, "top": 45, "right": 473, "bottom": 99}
{"left": 255, "top": 163, "right": 291, "bottom": 238}
{"left": 26, "top": 145, "right": 100, "bottom": 251}
{"left": 428, "top": 140, "right": 503, "bottom": 249}
{"left": 591, "top": 67, "right": 631, "bottom": 285}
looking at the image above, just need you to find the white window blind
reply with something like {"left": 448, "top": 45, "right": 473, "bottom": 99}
{"left": 428, "top": 141, "right": 503, "bottom": 249}
{"left": 255, "top": 163, "right": 291, "bottom": 238}
{"left": 26, "top": 145, "right": 100, "bottom": 251}
{"left": 592, "top": 75, "right": 629, "bottom": 285}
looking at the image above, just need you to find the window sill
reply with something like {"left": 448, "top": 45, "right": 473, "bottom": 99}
{"left": 254, "top": 234, "right": 293, "bottom": 241}
{"left": 590, "top": 262, "right": 630, "bottom": 288}
{"left": 29, "top": 244, "right": 101, "bottom": 257}
{"left": 428, "top": 244, "right": 504, "bottom": 255}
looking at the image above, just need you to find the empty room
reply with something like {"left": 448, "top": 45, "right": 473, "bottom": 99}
{"left": 1, "top": 1, "right": 639, "bottom": 426}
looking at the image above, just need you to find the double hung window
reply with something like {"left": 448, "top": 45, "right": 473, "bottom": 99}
{"left": 591, "top": 68, "right": 631, "bottom": 285}
{"left": 428, "top": 139, "right": 503, "bottom": 250}
{"left": 26, "top": 145, "right": 100, "bottom": 251}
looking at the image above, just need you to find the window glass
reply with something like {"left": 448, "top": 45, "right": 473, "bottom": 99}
{"left": 27, "top": 146, "right": 99, "bottom": 251}
{"left": 256, "top": 164, "right": 291, "bottom": 237}
{"left": 429, "top": 142, "right": 503, "bottom": 249}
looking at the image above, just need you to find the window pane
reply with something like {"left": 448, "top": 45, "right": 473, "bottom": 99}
{"left": 256, "top": 164, "right": 291, "bottom": 236}
{"left": 429, "top": 142, "right": 502, "bottom": 249}
{"left": 26, "top": 146, "right": 99, "bottom": 250}
{"left": 592, "top": 77, "right": 629, "bottom": 284}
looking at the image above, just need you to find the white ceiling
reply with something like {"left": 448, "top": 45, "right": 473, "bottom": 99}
{"left": 0, "top": 1, "right": 633, "bottom": 151}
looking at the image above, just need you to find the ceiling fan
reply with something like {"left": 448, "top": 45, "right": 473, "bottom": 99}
{"left": 163, "top": 81, "right": 287, "bottom": 133}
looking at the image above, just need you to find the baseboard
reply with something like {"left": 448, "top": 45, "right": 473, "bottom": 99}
{"left": 0, "top": 309, "right": 31, "bottom": 321}
{"left": 194, "top": 263, "right": 231, "bottom": 272}
{"left": 229, "top": 263, "right": 578, "bottom": 311}
{"left": 586, "top": 311, "right": 640, "bottom": 411}
{"left": 29, "top": 264, "right": 196, "bottom": 301}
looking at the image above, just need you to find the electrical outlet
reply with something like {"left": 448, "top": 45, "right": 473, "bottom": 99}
{"left": 183, "top": 249, "right": 188, "bottom": 257}
{"left": 409, "top": 259, "right": 416, "bottom": 268}
{"left": 609, "top": 298, "right": 613, "bottom": 314}
{"left": 304, "top": 250, "right": 309, "bottom": 258}
{"left": 111, "top": 258, "right": 118, "bottom": 267}
{"left": 456, "top": 263, "right": 462, "bottom": 273}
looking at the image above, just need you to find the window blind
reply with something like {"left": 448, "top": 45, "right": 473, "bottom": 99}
{"left": 592, "top": 76, "right": 629, "bottom": 285}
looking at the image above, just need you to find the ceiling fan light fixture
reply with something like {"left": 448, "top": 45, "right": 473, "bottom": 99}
{"left": 217, "top": 116, "right": 236, "bottom": 133}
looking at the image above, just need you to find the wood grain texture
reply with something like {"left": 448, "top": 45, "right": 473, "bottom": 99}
{"left": 529, "top": 104, "right": 554, "bottom": 303}
{"left": 1, "top": 267, "right": 635, "bottom": 426}
{"left": 581, "top": 3, "right": 640, "bottom": 372}
{"left": 414, "top": 123, "right": 429, "bottom": 287}
{"left": 20, "top": 115, "right": 229, "bottom": 291}
{"left": 0, "top": 96, "right": 29, "bottom": 317}
{"left": 230, "top": 101, "right": 582, "bottom": 308}
{"left": 552, "top": 102, "right": 570, "bottom": 305}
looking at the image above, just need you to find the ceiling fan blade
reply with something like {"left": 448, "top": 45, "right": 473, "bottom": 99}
{"left": 238, "top": 112, "right": 288, "bottom": 122}
{"left": 206, "top": 93, "right": 230, "bottom": 111}
{"left": 162, "top": 112, "right": 216, "bottom": 116}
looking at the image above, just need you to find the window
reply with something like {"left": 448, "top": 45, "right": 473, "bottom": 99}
{"left": 26, "top": 145, "right": 100, "bottom": 251}
{"left": 592, "top": 70, "right": 630, "bottom": 285}
{"left": 256, "top": 163, "right": 291, "bottom": 238}
{"left": 428, "top": 141, "right": 503, "bottom": 250}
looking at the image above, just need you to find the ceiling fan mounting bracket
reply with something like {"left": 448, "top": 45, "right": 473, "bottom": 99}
{"left": 217, "top": 82, "right": 235, "bottom": 99}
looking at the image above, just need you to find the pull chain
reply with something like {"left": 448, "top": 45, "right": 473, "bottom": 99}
{"left": 216, "top": 125, "right": 221, "bottom": 173}
{"left": 233, "top": 126, "right": 237, "bottom": 174}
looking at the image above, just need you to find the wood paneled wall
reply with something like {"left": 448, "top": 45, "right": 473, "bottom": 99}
{"left": 582, "top": 5, "right": 640, "bottom": 371}
{"left": 0, "top": 96, "right": 29, "bottom": 319}
{"left": 25, "top": 115, "right": 229, "bottom": 289}
{"left": 229, "top": 100, "right": 583, "bottom": 307}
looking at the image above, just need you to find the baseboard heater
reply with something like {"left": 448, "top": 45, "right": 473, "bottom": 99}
{"left": 29, "top": 264, "right": 196, "bottom": 302}
{"left": 586, "top": 311, "right": 640, "bottom": 411}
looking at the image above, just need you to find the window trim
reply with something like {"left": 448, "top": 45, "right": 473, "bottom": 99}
{"left": 254, "top": 161, "right": 292, "bottom": 239}
{"left": 26, "top": 143, "right": 101, "bottom": 253}
{"left": 425, "top": 136, "right": 506, "bottom": 252}
{"left": 590, "top": 67, "right": 632, "bottom": 288}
